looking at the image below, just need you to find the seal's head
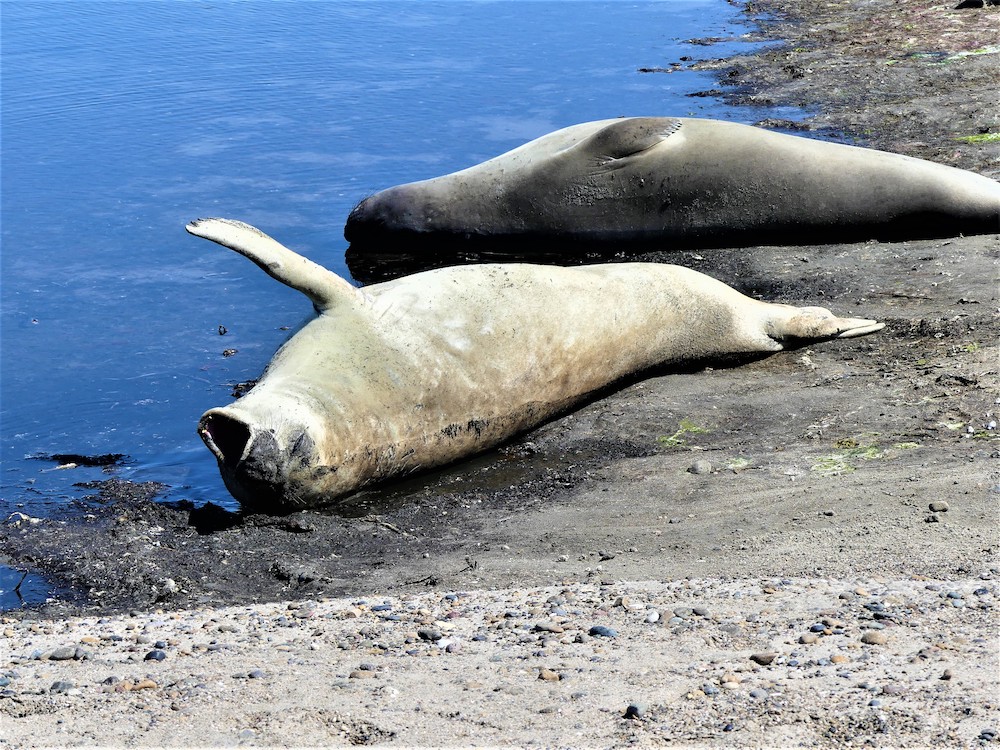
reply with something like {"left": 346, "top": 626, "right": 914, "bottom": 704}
{"left": 198, "top": 404, "right": 322, "bottom": 512}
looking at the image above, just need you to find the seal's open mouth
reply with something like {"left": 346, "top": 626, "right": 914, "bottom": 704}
{"left": 199, "top": 412, "right": 251, "bottom": 468}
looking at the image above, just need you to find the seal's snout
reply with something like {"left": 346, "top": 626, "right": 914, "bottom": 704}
{"left": 199, "top": 412, "right": 251, "bottom": 467}
{"left": 344, "top": 193, "right": 386, "bottom": 243}
{"left": 345, "top": 185, "right": 438, "bottom": 244}
{"left": 198, "top": 407, "right": 317, "bottom": 512}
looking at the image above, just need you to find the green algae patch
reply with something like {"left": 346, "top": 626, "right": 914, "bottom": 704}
{"left": 955, "top": 133, "right": 1000, "bottom": 144}
{"left": 811, "top": 437, "right": 928, "bottom": 476}
{"left": 658, "top": 419, "right": 711, "bottom": 448}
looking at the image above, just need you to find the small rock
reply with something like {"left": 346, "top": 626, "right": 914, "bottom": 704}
{"left": 800, "top": 633, "right": 820, "bottom": 644}
{"left": 589, "top": 625, "right": 617, "bottom": 638}
{"left": 50, "top": 680, "right": 76, "bottom": 694}
{"left": 688, "top": 460, "right": 712, "bottom": 475}
{"left": 349, "top": 670, "right": 377, "bottom": 679}
{"left": 750, "top": 652, "right": 778, "bottom": 666}
{"left": 645, "top": 610, "right": 660, "bottom": 624}
{"left": 538, "top": 668, "right": 561, "bottom": 682}
{"left": 417, "top": 628, "right": 442, "bottom": 642}
{"left": 46, "top": 647, "right": 78, "bottom": 661}
{"left": 144, "top": 649, "right": 167, "bottom": 662}
{"left": 830, "top": 654, "right": 850, "bottom": 664}
{"left": 861, "top": 631, "right": 889, "bottom": 646}
{"left": 928, "top": 501, "right": 949, "bottom": 513}
{"left": 749, "top": 688, "right": 769, "bottom": 699}
{"left": 624, "top": 702, "right": 647, "bottom": 719}
{"left": 940, "top": 669, "right": 953, "bottom": 681}
{"left": 534, "top": 622, "right": 564, "bottom": 634}
{"left": 692, "top": 606, "right": 710, "bottom": 617}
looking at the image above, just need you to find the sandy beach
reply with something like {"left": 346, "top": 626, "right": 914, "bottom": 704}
{"left": 2, "top": 0, "right": 998, "bottom": 747}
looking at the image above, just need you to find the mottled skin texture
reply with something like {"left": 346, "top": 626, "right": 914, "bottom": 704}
{"left": 345, "top": 117, "right": 1000, "bottom": 250}
{"left": 188, "top": 219, "right": 883, "bottom": 513}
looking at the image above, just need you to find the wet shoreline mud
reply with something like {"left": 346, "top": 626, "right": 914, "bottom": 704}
{"left": 2, "top": 0, "right": 998, "bottom": 746}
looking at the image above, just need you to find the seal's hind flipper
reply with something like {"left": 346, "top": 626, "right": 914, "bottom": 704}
{"left": 186, "top": 218, "right": 362, "bottom": 313}
{"left": 769, "top": 305, "right": 885, "bottom": 344}
{"left": 587, "top": 117, "right": 683, "bottom": 161}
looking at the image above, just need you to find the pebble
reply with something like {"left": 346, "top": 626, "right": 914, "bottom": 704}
{"left": 800, "top": 633, "right": 820, "bottom": 644}
{"left": 750, "top": 652, "right": 778, "bottom": 666}
{"left": 538, "top": 668, "right": 561, "bottom": 682}
{"left": 50, "top": 680, "right": 77, "bottom": 694}
{"left": 749, "top": 688, "right": 769, "bottom": 699}
{"left": 417, "top": 628, "right": 442, "bottom": 642}
{"left": 692, "top": 606, "right": 710, "bottom": 617}
{"left": 720, "top": 672, "right": 741, "bottom": 687}
{"left": 830, "top": 654, "right": 850, "bottom": 664}
{"left": 861, "top": 631, "right": 889, "bottom": 646}
{"left": 145, "top": 649, "right": 167, "bottom": 661}
{"left": 928, "top": 501, "right": 949, "bottom": 512}
{"left": 45, "top": 646, "right": 79, "bottom": 661}
{"left": 588, "top": 625, "right": 617, "bottom": 638}
{"left": 688, "top": 460, "right": 712, "bottom": 475}
{"left": 534, "top": 621, "right": 564, "bottom": 634}
{"left": 624, "top": 702, "right": 647, "bottom": 719}
{"left": 644, "top": 610, "right": 660, "bottom": 624}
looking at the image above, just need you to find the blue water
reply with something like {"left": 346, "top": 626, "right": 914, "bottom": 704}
{"left": 1, "top": 1, "right": 797, "bottom": 606}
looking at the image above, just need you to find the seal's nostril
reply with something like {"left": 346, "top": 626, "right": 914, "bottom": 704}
{"left": 200, "top": 413, "right": 251, "bottom": 468}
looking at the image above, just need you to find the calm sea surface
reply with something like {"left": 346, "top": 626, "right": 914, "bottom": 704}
{"left": 1, "top": 0, "right": 798, "bottom": 606}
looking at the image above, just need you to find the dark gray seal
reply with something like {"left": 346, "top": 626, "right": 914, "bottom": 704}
{"left": 344, "top": 117, "right": 1000, "bottom": 252}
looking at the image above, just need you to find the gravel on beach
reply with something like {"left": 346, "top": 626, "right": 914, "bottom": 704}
{"left": 3, "top": 577, "right": 997, "bottom": 747}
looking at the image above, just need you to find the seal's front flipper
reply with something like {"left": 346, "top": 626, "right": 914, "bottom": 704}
{"left": 586, "top": 117, "right": 683, "bottom": 161}
{"left": 186, "top": 218, "right": 362, "bottom": 313}
{"left": 768, "top": 305, "right": 885, "bottom": 344}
